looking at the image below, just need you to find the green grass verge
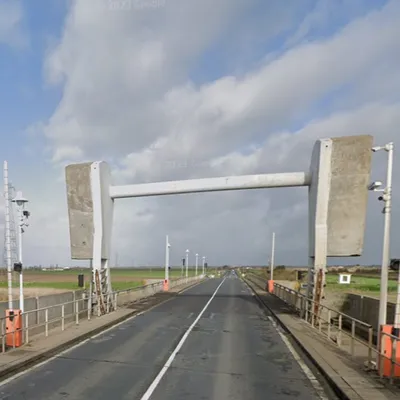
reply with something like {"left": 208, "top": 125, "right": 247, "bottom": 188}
{"left": 326, "top": 274, "right": 397, "bottom": 292}
{"left": 0, "top": 280, "right": 146, "bottom": 291}
{"left": 22, "top": 268, "right": 197, "bottom": 279}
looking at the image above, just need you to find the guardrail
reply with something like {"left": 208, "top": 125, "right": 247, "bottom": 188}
{"left": 2, "top": 275, "right": 203, "bottom": 353}
{"left": 272, "top": 282, "right": 400, "bottom": 383}
{"left": 244, "top": 273, "right": 400, "bottom": 384}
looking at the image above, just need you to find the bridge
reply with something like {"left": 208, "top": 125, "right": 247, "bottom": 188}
{"left": 0, "top": 134, "right": 399, "bottom": 399}
{"left": 0, "top": 272, "right": 398, "bottom": 399}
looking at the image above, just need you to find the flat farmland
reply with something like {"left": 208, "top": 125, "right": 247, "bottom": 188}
{"left": 0, "top": 268, "right": 195, "bottom": 295}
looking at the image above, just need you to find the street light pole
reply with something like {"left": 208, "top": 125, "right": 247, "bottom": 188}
{"left": 165, "top": 235, "right": 170, "bottom": 285}
{"left": 369, "top": 143, "right": 394, "bottom": 334}
{"left": 195, "top": 253, "right": 198, "bottom": 276}
{"left": 185, "top": 249, "right": 189, "bottom": 278}
{"left": 12, "top": 191, "right": 29, "bottom": 313}
{"left": 270, "top": 232, "right": 275, "bottom": 281}
{"left": 202, "top": 256, "right": 205, "bottom": 275}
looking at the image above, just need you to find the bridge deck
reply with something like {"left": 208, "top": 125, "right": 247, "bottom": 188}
{"left": 0, "top": 275, "right": 332, "bottom": 399}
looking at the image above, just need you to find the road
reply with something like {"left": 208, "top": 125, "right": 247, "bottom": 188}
{"left": 0, "top": 274, "right": 334, "bottom": 399}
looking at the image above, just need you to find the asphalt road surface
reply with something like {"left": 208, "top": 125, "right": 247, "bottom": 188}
{"left": 0, "top": 273, "right": 335, "bottom": 399}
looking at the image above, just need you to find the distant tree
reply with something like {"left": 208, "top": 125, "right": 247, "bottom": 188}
{"left": 390, "top": 259, "right": 399, "bottom": 271}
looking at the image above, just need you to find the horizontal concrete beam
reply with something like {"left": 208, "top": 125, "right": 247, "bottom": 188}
{"left": 109, "top": 172, "right": 311, "bottom": 199}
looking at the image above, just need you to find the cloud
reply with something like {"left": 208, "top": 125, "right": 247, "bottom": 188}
{"left": 0, "top": 0, "right": 27, "bottom": 48}
{"left": 24, "top": 0, "right": 400, "bottom": 266}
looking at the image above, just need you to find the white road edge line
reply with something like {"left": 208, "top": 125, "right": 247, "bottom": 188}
{"left": 267, "top": 316, "right": 329, "bottom": 400}
{"left": 140, "top": 278, "right": 226, "bottom": 400}
{"left": 0, "top": 279, "right": 204, "bottom": 388}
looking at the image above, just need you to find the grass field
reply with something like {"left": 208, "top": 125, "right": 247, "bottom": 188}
{"left": 325, "top": 274, "right": 398, "bottom": 293}
{"left": 1, "top": 267, "right": 393, "bottom": 295}
{"left": 244, "top": 267, "right": 398, "bottom": 295}
{"left": 0, "top": 268, "right": 198, "bottom": 292}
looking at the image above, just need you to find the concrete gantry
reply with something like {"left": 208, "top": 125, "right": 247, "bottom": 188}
{"left": 65, "top": 135, "right": 373, "bottom": 314}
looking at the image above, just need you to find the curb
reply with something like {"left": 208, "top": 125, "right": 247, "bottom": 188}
{"left": 0, "top": 278, "right": 206, "bottom": 382}
{"left": 244, "top": 277, "right": 351, "bottom": 400}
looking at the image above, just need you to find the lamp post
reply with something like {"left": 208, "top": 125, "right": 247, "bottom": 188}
{"left": 185, "top": 249, "right": 189, "bottom": 278}
{"left": 368, "top": 142, "right": 394, "bottom": 336}
{"left": 164, "top": 235, "right": 170, "bottom": 288}
{"left": 202, "top": 256, "right": 206, "bottom": 275}
{"left": 195, "top": 253, "right": 198, "bottom": 276}
{"left": 270, "top": 232, "right": 275, "bottom": 281}
{"left": 12, "top": 191, "right": 29, "bottom": 313}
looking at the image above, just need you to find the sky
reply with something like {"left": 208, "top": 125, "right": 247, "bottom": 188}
{"left": 0, "top": 0, "right": 399, "bottom": 268}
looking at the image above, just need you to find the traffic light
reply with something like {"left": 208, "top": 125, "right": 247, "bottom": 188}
{"left": 13, "top": 262, "right": 22, "bottom": 273}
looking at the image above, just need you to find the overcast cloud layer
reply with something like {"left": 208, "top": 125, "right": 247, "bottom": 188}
{"left": 2, "top": 0, "right": 400, "bottom": 267}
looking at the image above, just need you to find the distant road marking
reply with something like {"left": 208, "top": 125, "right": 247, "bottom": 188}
{"left": 267, "top": 316, "right": 329, "bottom": 400}
{"left": 0, "top": 279, "right": 206, "bottom": 388}
{"left": 140, "top": 278, "right": 226, "bottom": 400}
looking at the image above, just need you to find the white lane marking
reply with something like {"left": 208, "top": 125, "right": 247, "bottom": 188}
{"left": 267, "top": 316, "right": 329, "bottom": 400}
{"left": 140, "top": 278, "right": 226, "bottom": 400}
{"left": 0, "top": 279, "right": 204, "bottom": 388}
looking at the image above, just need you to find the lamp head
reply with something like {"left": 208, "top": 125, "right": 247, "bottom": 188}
{"left": 12, "top": 191, "right": 28, "bottom": 207}
{"left": 368, "top": 181, "right": 382, "bottom": 191}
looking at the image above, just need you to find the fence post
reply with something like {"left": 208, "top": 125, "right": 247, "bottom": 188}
{"left": 338, "top": 314, "right": 342, "bottom": 347}
{"left": 368, "top": 327, "right": 373, "bottom": 366}
{"left": 12, "top": 318, "right": 15, "bottom": 348}
{"left": 351, "top": 320, "right": 355, "bottom": 356}
{"left": 1, "top": 319, "right": 5, "bottom": 353}
{"left": 36, "top": 296, "right": 40, "bottom": 325}
{"left": 327, "top": 310, "right": 331, "bottom": 340}
{"left": 62, "top": 305, "right": 65, "bottom": 331}
{"left": 319, "top": 308, "right": 323, "bottom": 333}
{"left": 390, "top": 335, "right": 397, "bottom": 384}
{"left": 305, "top": 299, "right": 309, "bottom": 322}
{"left": 25, "top": 313, "right": 29, "bottom": 344}
{"left": 88, "top": 280, "right": 92, "bottom": 320}
{"left": 75, "top": 299, "right": 79, "bottom": 325}
{"left": 45, "top": 309, "right": 49, "bottom": 337}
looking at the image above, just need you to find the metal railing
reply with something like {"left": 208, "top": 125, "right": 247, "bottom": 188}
{"left": 1, "top": 275, "right": 203, "bottom": 353}
{"left": 272, "top": 282, "right": 400, "bottom": 383}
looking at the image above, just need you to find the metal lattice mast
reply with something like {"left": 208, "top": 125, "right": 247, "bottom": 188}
{"left": 3, "top": 162, "right": 18, "bottom": 307}
{"left": 3, "top": 183, "right": 18, "bottom": 267}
